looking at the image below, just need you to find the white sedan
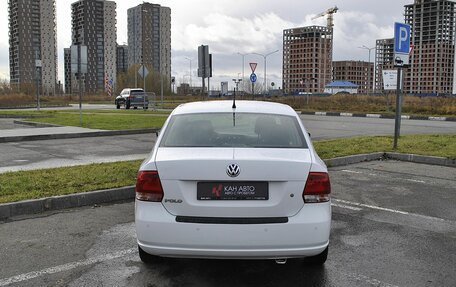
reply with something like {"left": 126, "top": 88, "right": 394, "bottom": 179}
{"left": 135, "top": 100, "right": 331, "bottom": 265}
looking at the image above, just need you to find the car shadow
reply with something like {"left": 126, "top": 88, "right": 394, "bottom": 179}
{"left": 128, "top": 258, "right": 330, "bottom": 287}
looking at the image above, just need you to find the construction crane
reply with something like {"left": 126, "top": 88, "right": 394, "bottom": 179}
{"left": 311, "top": 6, "right": 339, "bottom": 92}
{"left": 312, "top": 6, "right": 339, "bottom": 29}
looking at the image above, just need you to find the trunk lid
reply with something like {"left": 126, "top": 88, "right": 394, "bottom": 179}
{"left": 155, "top": 147, "right": 312, "bottom": 217}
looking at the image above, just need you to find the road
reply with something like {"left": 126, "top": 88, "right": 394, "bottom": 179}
{"left": 299, "top": 114, "right": 456, "bottom": 140}
{"left": 0, "top": 161, "right": 454, "bottom": 287}
{"left": 0, "top": 133, "right": 156, "bottom": 173}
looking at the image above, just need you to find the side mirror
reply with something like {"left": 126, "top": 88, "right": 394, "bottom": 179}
{"left": 308, "top": 132, "right": 311, "bottom": 138}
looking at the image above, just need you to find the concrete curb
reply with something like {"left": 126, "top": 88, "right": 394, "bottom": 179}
{"left": 300, "top": 111, "right": 456, "bottom": 122}
{"left": 0, "top": 128, "right": 159, "bottom": 143}
{"left": 0, "top": 186, "right": 134, "bottom": 221}
{"left": 323, "top": 152, "right": 386, "bottom": 167}
{"left": 386, "top": 152, "right": 456, "bottom": 167}
{"left": 13, "top": 120, "right": 62, "bottom": 128}
{"left": 0, "top": 105, "right": 69, "bottom": 110}
{"left": 324, "top": 152, "right": 455, "bottom": 168}
{"left": 1, "top": 153, "right": 454, "bottom": 221}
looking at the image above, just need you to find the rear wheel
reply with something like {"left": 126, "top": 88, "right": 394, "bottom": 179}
{"left": 304, "top": 246, "right": 328, "bottom": 265}
{"left": 138, "top": 245, "right": 162, "bottom": 264}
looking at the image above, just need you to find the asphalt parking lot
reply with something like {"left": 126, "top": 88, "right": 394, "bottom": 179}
{"left": 0, "top": 160, "right": 455, "bottom": 287}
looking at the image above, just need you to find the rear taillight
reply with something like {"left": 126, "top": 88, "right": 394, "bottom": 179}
{"left": 303, "top": 172, "right": 331, "bottom": 203}
{"left": 136, "top": 171, "right": 164, "bottom": 202}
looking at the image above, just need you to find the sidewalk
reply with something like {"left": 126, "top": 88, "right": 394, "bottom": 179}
{"left": 0, "top": 126, "right": 158, "bottom": 143}
{"left": 0, "top": 126, "right": 106, "bottom": 137}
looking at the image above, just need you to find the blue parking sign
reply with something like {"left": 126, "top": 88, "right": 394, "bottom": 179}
{"left": 394, "top": 22, "right": 411, "bottom": 66}
{"left": 394, "top": 22, "right": 411, "bottom": 54}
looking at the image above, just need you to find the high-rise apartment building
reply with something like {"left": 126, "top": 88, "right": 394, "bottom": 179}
{"left": 127, "top": 2, "right": 171, "bottom": 86}
{"left": 64, "top": 48, "right": 72, "bottom": 94}
{"left": 375, "top": 38, "right": 395, "bottom": 92}
{"left": 117, "top": 45, "right": 129, "bottom": 74}
{"left": 8, "top": 0, "right": 57, "bottom": 95}
{"left": 283, "top": 26, "right": 332, "bottom": 93}
{"left": 404, "top": 0, "right": 456, "bottom": 94}
{"left": 332, "top": 61, "right": 374, "bottom": 94}
{"left": 71, "top": 0, "right": 116, "bottom": 94}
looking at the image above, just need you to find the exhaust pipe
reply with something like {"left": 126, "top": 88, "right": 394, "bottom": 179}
{"left": 275, "top": 258, "right": 287, "bottom": 265}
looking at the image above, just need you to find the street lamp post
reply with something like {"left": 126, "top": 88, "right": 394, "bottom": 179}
{"left": 185, "top": 57, "right": 192, "bottom": 87}
{"left": 358, "top": 45, "right": 375, "bottom": 94}
{"left": 252, "top": 50, "right": 279, "bottom": 94}
{"left": 232, "top": 78, "right": 242, "bottom": 106}
{"left": 160, "top": 60, "right": 163, "bottom": 108}
{"left": 237, "top": 52, "right": 249, "bottom": 91}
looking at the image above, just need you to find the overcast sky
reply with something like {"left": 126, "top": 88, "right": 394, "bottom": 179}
{"left": 0, "top": 0, "right": 412, "bottom": 89}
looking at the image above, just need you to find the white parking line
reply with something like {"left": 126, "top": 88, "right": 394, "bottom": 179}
{"left": 333, "top": 198, "right": 448, "bottom": 222}
{"left": 405, "top": 179, "right": 426, "bottom": 183}
{"left": 0, "top": 248, "right": 136, "bottom": 286}
{"left": 343, "top": 272, "right": 399, "bottom": 287}
{"left": 341, "top": 169, "right": 362, "bottom": 174}
{"left": 331, "top": 203, "right": 363, "bottom": 211}
{"left": 339, "top": 169, "right": 425, "bottom": 184}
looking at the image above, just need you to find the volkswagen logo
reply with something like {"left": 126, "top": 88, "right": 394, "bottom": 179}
{"left": 226, "top": 164, "right": 240, "bottom": 177}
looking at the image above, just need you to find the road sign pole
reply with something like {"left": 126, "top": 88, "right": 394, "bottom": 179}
{"left": 35, "top": 52, "right": 40, "bottom": 112}
{"left": 252, "top": 83, "right": 254, "bottom": 100}
{"left": 393, "top": 67, "right": 402, "bottom": 149}
{"left": 202, "top": 77, "right": 205, "bottom": 100}
{"left": 143, "top": 60, "right": 146, "bottom": 109}
{"left": 78, "top": 44, "right": 82, "bottom": 127}
{"left": 392, "top": 22, "right": 410, "bottom": 149}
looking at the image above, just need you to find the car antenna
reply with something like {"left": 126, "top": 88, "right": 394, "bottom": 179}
{"left": 232, "top": 87, "right": 236, "bottom": 126}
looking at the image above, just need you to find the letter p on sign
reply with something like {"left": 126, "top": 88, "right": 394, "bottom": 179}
{"left": 394, "top": 22, "right": 411, "bottom": 54}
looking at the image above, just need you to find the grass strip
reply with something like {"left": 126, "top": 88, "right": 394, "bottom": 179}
{"left": 29, "top": 113, "right": 168, "bottom": 130}
{"left": 0, "top": 160, "right": 142, "bottom": 204}
{"left": 0, "top": 134, "right": 454, "bottom": 204}
{"left": 314, "top": 134, "right": 456, "bottom": 159}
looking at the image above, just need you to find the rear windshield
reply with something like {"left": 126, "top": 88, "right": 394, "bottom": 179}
{"left": 131, "top": 90, "right": 145, "bottom": 95}
{"left": 160, "top": 113, "right": 308, "bottom": 148}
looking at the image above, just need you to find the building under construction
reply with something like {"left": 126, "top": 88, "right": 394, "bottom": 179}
{"left": 404, "top": 0, "right": 456, "bottom": 95}
{"left": 332, "top": 61, "right": 374, "bottom": 94}
{"left": 282, "top": 26, "right": 332, "bottom": 93}
{"left": 375, "top": 38, "right": 395, "bottom": 92}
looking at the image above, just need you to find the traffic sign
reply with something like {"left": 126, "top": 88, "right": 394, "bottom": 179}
{"left": 138, "top": 66, "right": 149, "bottom": 78}
{"left": 250, "top": 73, "right": 257, "bottom": 83}
{"left": 249, "top": 63, "right": 257, "bottom": 73}
{"left": 394, "top": 22, "right": 411, "bottom": 67}
{"left": 382, "top": 70, "right": 397, "bottom": 90}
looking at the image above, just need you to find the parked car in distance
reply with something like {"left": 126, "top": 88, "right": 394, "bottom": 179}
{"left": 115, "top": 88, "right": 149, "bottom": 109}
{"left": 135, "top": 100, "right": 331, "bottom": 265}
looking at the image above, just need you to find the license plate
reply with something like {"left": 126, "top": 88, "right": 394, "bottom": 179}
{"left": 197, "top": 182, "right": 268, "bottom": 200}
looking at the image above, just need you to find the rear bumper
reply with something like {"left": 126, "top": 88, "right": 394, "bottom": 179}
{"left": 129, "top": 101, "right": 149, "bottom": 107}
{"left": 135, "top": 201, "right": 331, "bottom": 259}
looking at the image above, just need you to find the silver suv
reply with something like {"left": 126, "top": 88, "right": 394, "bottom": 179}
{"left": 115, "top": 88, "right": 149, "bottom": 109}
